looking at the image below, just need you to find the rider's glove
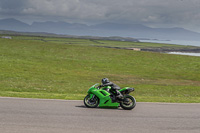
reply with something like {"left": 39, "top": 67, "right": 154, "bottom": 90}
{"left": 99, "top": 85, "right": 104, "bottom": 88}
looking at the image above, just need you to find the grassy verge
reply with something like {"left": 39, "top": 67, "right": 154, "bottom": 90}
{"left": 0, "top": 36, "right": 200, "bottom": 102}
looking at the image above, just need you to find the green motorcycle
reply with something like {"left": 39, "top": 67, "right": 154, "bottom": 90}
{"left": 84, "top": 83, "right": 136, "bottom": 110}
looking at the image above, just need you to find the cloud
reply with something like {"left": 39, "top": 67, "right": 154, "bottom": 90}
{"left": 20, "top": 0, "right": 108, "bottom": 20}
{"left": 0, "top": 0, "right": 200, "bottom": 31}
{"left": 0, "top": 0, "right": 28, "bottom": 15}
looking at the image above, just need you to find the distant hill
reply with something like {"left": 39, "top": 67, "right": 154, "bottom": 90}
{"left": 0, "top": 18, "right": 30, "bottom": 32}
{"left": 1, "top": 18, "right": 200, "bottom": 41}
{"left": 0, "top": 30, "right": 139, "bottom": 42}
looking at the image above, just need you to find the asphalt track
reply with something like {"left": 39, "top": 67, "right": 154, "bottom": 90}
{"left": 0, "top": 97, "right": 200, "bottom": 133}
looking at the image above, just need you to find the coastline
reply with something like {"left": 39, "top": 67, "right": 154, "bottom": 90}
{"left": 141, "top": 47, "right": 200, "bottom": 53}
{"left": 96, "top": 46, "right": 200, "bottom": 56}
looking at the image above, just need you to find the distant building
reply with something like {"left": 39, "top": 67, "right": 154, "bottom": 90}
{"left": 1, "top": 36, "right": 12, "bottom": 39}
{"left": 128, "top": 48, "right": 141, "bottom": 51}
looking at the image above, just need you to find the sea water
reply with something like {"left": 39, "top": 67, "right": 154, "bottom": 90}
{"left": 140, "top": 39, "right": 200, "bottom": 56}
{"left": 168, "top": 52, "right": 200, "bottom": 56}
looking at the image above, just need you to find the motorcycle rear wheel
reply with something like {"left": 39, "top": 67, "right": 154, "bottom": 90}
{"left": 120, "top": 95, "right": 136, "bottom": 110}
{"left": 84, "top": 95, "right": 99, "bottom": 108}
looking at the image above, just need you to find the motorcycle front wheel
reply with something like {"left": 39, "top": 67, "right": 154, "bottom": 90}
{"left": 84, "top": 95, "right": 99, "bottom": 108}
{"left": 120, "top": 95, "right": 136, "bottom": 110}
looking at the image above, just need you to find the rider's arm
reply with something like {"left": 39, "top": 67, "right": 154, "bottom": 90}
{"left": 102, "top": 82, "right": 113, "bottom": 87}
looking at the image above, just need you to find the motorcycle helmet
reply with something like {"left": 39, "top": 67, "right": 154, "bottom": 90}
{"left": 102, "top": 78, "right": 110, "bottom": 84}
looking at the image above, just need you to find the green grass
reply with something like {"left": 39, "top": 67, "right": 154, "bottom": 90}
{"left": 12, "top": 35, "right": 199, "bottom": 49}
{"left": 0, "top": 36, "right": 200, "bottom": 103}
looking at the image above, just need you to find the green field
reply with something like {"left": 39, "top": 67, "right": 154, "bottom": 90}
{"left": 0, "top": 36, "right": 200, "bottom": 103}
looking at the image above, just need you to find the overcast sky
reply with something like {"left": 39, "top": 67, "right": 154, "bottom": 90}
{"left": 0, "top": 0, "right": 200, "bottom": 32}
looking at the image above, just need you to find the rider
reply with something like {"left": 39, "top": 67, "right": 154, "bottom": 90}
{"left": 100, "top": 78, "right": 123, "bottom": 100}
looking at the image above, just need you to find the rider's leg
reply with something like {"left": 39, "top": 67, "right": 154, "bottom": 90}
{"left": 115, "top": 90, "right": 123, "bottom": 99}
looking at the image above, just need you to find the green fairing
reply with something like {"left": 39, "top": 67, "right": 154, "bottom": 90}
{"left": 87, "top": 84, "right": 119, "bottom": 108}
{"left": 119, "top": 87, "right": 129, "bottom": 92}
{"left": 101, "top": 86, "right": 111, "bottom": 90}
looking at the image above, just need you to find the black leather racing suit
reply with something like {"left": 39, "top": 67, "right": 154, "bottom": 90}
{"left": 102, "top": 82, "right": 122, "bottom": 98}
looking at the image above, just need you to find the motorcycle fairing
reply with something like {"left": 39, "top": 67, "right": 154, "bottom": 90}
{"left": 88, "top": 89, "right": 119, "bottom": 108}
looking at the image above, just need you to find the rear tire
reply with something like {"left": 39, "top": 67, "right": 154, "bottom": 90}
{"left": 120, "top": 95, "right": 136, "bottom": 110}
{"left": 84, "top": 95, "right": 99, "bottom": 108}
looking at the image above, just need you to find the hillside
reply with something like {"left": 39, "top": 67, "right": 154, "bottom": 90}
{"left": 1, "top": 31, "right": 200, "bottom": 53}
{"left": 0, "top": 36, "right": 200, "bottom": 102}
{"left": 0, "top": 30, "right": 139, "bottom": 42}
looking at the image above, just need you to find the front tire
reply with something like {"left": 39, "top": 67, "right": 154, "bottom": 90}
{"left": 84, "top": 95, "right": 99, "bottom": 108}
{"left": 120, "top": 95, "right": 136, "bottom": 110}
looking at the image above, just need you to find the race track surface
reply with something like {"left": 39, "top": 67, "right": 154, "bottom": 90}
{"left": 0, "top": 97, "right": 200, "bottom": 133}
